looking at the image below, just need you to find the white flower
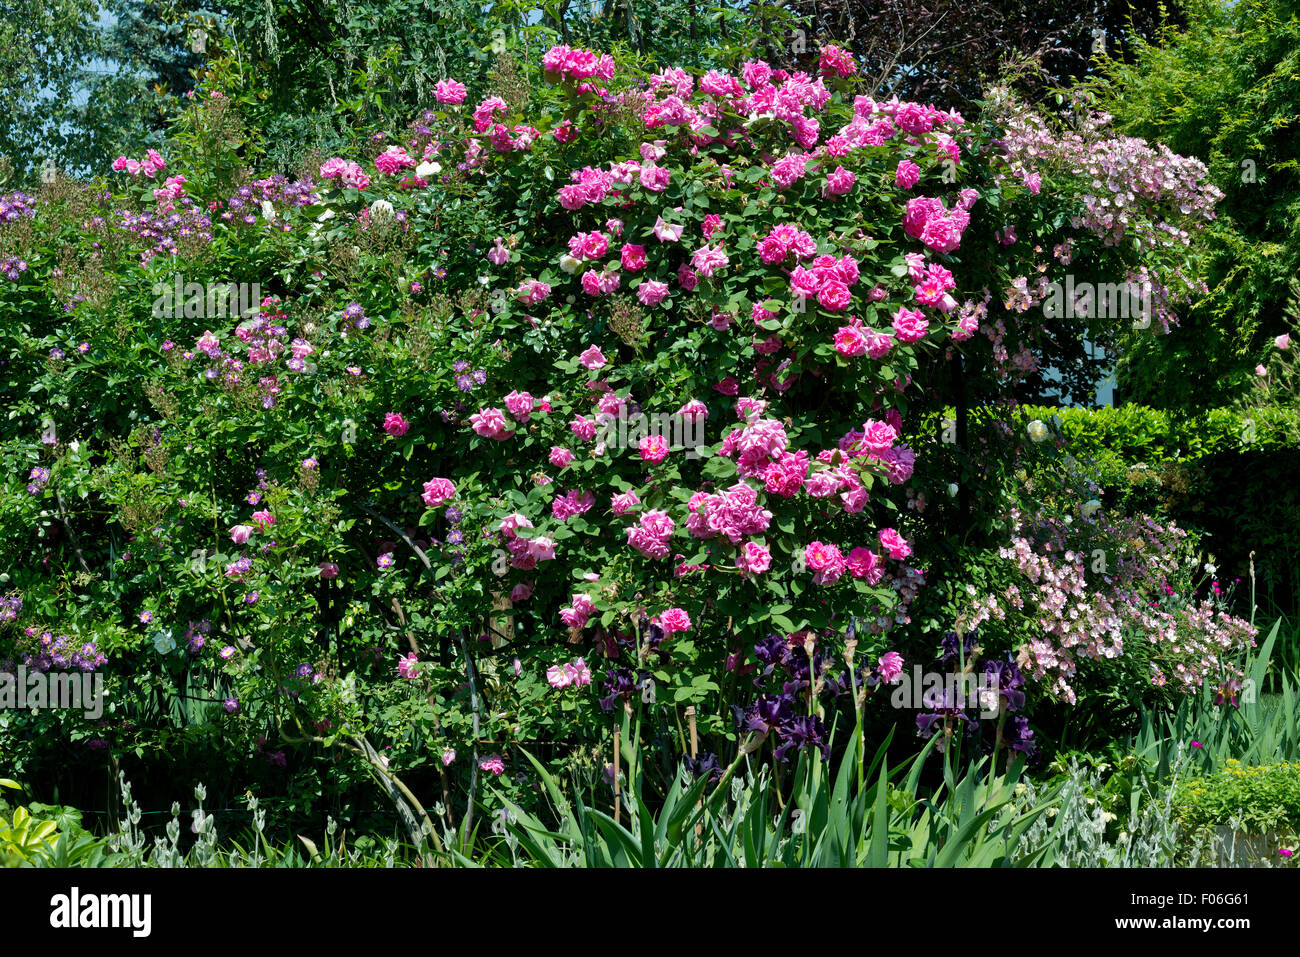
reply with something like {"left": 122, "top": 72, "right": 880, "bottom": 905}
{"left": 415, "top": 161, "right": 441, "bottom": 179}
{"left": 559, "top": 254, "right": 581, "bottom": 275}
{"left": 1080, "top": 499, "right": 1101, "bottom": 518}
{"left": 1026, "top": 419, "right": 1049, "bottom": 443}
{"left": 153, "top": 630, "right": 177, "bottom": 654}
{"left": 261, "top": 200, "right": 276, "bottom": 220}
{"left": 369, "top": 199, "right": 394, "bottom": 223}
{"left": 316, "top": 209, "right": 335, "bottom": 222}
{"left": 947, "top": 483, "right": 959, "bottom": 498}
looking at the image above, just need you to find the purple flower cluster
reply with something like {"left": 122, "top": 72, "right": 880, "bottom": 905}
{"left": 0, "top": 191, "right": 36, "bottom": 222}
{"left": 0, "top": 593, "right": 21, "bottom": 624}
{"left": 26, "top": 466, "right": 50, "bottom": 496}
{"left": 1, "top": 255, "right": 28, "bottom": 281}
{"left": 17, "top": 629, "right": 107, "bottom": 672}
{"left": 115, "top": 200, "right": 213, "bottom": 265}
{"left": 219, "top": 176, "right": 320, "bottom": 230}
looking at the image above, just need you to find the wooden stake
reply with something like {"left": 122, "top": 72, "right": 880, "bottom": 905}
{"left": 613, "top": 723, "right": 622, "bottom": 825}
{"left": 686, "top": 706, "right": 698, "bottom": 759}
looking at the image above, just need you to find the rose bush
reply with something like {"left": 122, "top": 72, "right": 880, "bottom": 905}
{"left": 0, "top": 42, "right": 1236, "bottom": 828}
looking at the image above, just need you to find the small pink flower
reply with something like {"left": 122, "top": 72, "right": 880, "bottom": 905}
{"left": 877, "top": 651, "right": 904, "bottom": 684}
{"left": 878, "top": 528, "right": 911, "bottom": 560}
{"left": 478, "top": 755, "right": 505, "bottom": 775}
{"left": 422, "top": 477, "right": 456, "bottom": 507}
{"left": 383, "top": 412, "right": 410, "bottom": 437}
{"left": 1276, "top": 333, "right": 1291, "bottom": 350}
{"left": 657, "top": 608, "right": 692, "bottom": 633}
{"left": 319, "top": 562, "right": 340, "bottom": 579}
{"left": 250, "top": 510, "right": 275, "bottom": 529}
{"left": 639, "top": 435, "right": 670, "bottom": 463}
{"left": 230, "top": 524, "right": 254, "bottom": 544}
{"left": 377, "top": 552, "right": 395, "bottom": 570}
{"left": 397, "top": 652, "right": 419, "bottom": 679}
{"left": 1256, "top": 364, "right": 1267, "bottom": 376}
{"left": 441, "top": 748, "right": 456, "bottom": 766}
{"left": 549, "top": 446, "right": 575, "bottom": 469}
{"left": 579, "top": 345, "right": 607, "bottom": 370}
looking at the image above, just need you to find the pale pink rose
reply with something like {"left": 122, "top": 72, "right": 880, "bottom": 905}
{"left": 397, "top": 652, "right": 420, "bottom": 680}
{"left": 422, "top": 477, "right": 456, "bottom": 507}
{"left": 230, "top": 524, "right": 254, "bottom": 544}
{"left": 1276, "top": 334, "right": 1291, "bottom": 351}
{"left": 638, "top": 280, "right": 669, "bottom": 306}
{"left": 878, "top": 527, "right": 911, "bottom": 559}
{"left": 653, "top": 216, "right": 684, "bottom": 242}
{"left": 250, "top": 510, "right": 275, "bottom": 529}
{"left": 611, "top": 490, "right": 641, "bottom": 514}
{"left": 579, "top": 345, "right": 607, "bottom": 369}
{"left": 504, "top": 390, "right": 534, "bottom": 422}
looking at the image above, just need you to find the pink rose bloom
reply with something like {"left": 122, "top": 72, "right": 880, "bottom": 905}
{"left": 835, "top": 325, "right": 869, "bottom": 356}
{"left": 374, "top": 146, "right": 416, "bottom": 175}
{"left": 639, "top": 435, "right": 670, "bottom": 463}
{"left": 442, "top": 749, "right": 456, "bottom": 766}
{"left": 846, "top": 547, "right": 882, "bottom": 582}
{"left": 479, "top": 755, "right": 505, "bottom": 775}
{"left": 878, "top": 527, "right": 912, "bottom": 560}
{"left": 397, "top": 653, "right": 420, "bottom": 680}
{"left": 230, "top": 524, "right": 254, "bottom": 544}
{"left": 824, "top": 166, "right": 857, "bottom": 196}
{"left": 611, "top": 490, "right": 641, "bottom": 514}
{"left": 713, "top": 376, "right": 740, "bottom": 396}
{"left": 804, "top": 541, "right": 847, "bottom": 585}
{"left": 678, "top": 399, "right": 708, "bottom": 421}
{"left": 817, "top": 279, "right": 852, "bottom": 312}
{"left": 319, "top": 562, "right": 340, "bottom": 579}
{"left": 894, "top": 160, "right": 921, "bottom": 189}
{"left": 384, "top": 412, "right": 410, "bottom": 437}
{"left": 339, "top": 163, "right": 370, "bottom": 190}
{"left": 691, "top": 244, "right": 729, "bottom": 278}
{"left": 737, "top": 541, "right": 772, "bottom": 576}
{"left": 570, "top": 416, "right": 598, "bottom": 441}
{"left": 892, "top": 307, "right": 930, "bottom": 343}
{"left": 861, "top": 419, "right": 899, "bottom": 453}
{"left": 657, "top": 608, "right": 692, "bottom": 633}
{"left": 549, "top": 446, "right": 575, "bottom": 469}
{"left": 877, "top": 651, "right": 904, "bottom": 683}
{"left": 637, "top": 280, "right": 670, "bottom": 306}
{"left": 677, "top": 263, "right": 699, "bottom": 291}
{"left": 653, "top": 216, "right": 684, "bottom": 242}
{"left": 435, "top": 79, "right": 468, "bottom": 104}
{"left": 504, "top": 390, "right": 534, "bottom": 422}
{"left": 510, "top": 582, "right": 533, "bottom": 601}
{"left": 527, "top": 536, "right": 556, "bottom": 562}
{"left": 422, "top": 477, "right": 455, "bottom": 507}
{"left": 1256, "top": 364, "right": 1268, "bottom": 376}
{"left": 569, "top": 230, "right": 609, "bottom": 261}
{"left": 250, "top": 510, "right": 275, "bottom": 529}
{"left": 470, "top": 407, "right": 513, "bottom": 439}
{"left": 568, "top": 658, "right": 593, "bottom": 686}
{"left": 620, "top": 243, "right": 647, "bottom": 271}
{"left": 547, "top": 663, "right": 573, "bottom": 689}
{"left": 517, "top": 280, "right": 551, "bottom": 305}
{"left": 487, "top": 237, "right": 510, "bottom": 266}
{"left": 579, "top": 344, "right": 607, "bottom": 369}
{"left": 1276, "top": 334, "right": 1291, "bottom": 350}
{"left": 758, "top": 234, "right": 789, "bottom": 264}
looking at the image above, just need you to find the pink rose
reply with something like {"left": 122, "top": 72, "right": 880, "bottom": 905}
{"left": 504, "top": 390, "right": 534, "bottom": 422}
{"left": 738, "top": 541, "right": 771, "bottom": 576}
{"left": 657, "top": 608, "right": 692, "bottom": 633}
{"left": 383, "top": 412, "right": 410, "bottom": 437}
{"left": 421, "top": 478, "right": 456, "bottom": 507}
{"left": 579, "top": 344, "right": 607, "bottom": 369}
{"left": 637, "top": 280, "right": 669, "bottom": 306}
{"left": 620, "top": 243, "right": 647, "bottom": 271}
{"left": 878, "top": 527, "right": 911, "bottom": 560}
{"left": 230, "top": 524, "right": 254, "bottom": 544}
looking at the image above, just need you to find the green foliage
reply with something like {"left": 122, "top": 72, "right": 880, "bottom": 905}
{"left": 1089, "top": 0, "right": 1300, "bottom": 407}
{"left": 1174, "top": 759, "right": 1300, "bottom": 837}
